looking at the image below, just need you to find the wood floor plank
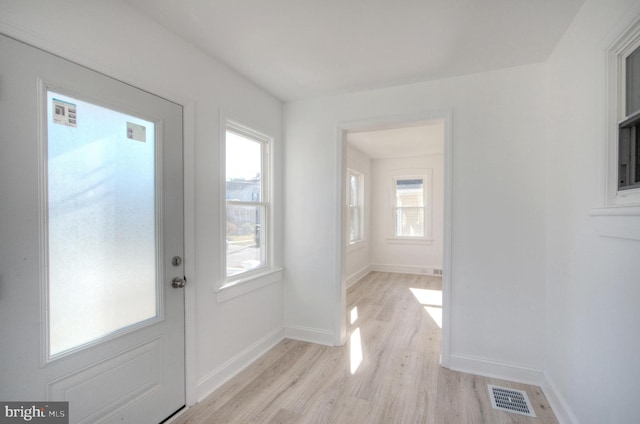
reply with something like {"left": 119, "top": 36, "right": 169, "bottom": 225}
{"left": 171, "top": 272, "right": 558, "bottom": 424}
{"left": 266, "top": 409, "right": 300, "bottom": 424}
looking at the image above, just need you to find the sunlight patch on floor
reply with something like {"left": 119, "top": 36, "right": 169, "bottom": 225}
{"left": 424, "top": 306, "right": 442, "bottom": 328}
{"left": 350, "top": 306, "right": 358, "bottom": 324}
{"left": 350, "top": 327, "right": 363, "bottom": 374}
{"left": 410, "top": 287, "right": 443, "bottom": 328}
{"left": 409, "top": 288, "right": 442, "bottom": 306}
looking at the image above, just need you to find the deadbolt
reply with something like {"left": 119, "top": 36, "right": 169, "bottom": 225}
{"left": 171, "top": 256, "right": 182, "bottom": 267}
{"left": 171, "top": 277, "right": 186, "bottom": 289}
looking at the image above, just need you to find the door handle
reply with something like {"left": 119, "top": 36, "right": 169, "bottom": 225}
{"left": 171, "top": 277, "right": 186, "bottom": 289}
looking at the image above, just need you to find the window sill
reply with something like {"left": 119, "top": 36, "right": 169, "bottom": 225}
{"left": 386, "top": 237, "right": 433, "bottom": 245}
{"left": 590, "top": 205, "right": 640, "bottom": 216}
{"left": 606, "top": 187, "right": 640, "bottom": 208}
{"left": 589, "top": 206, "right": 640, "bottom": 241}
{"left": 216, "top": 267, "right": 284, "bottom": 302}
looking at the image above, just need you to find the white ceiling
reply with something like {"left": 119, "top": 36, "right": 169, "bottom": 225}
{"left": 124, "top": 0, "right": 583, "bottom": 101}
{"left": 347, "top": 120, "right": 444, "bottom": 159}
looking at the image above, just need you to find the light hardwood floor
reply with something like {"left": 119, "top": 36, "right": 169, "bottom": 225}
{"left": 172, "top": 272, "right": 558, "bottom": 424}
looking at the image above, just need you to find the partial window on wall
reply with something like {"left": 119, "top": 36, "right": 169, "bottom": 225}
{"left": 619, "top": 45, "right": 640, "bottom": 191}
{"left": 347, "top": 169, "right": 363, "bottom": 244}
{"left": 225, "top": 122, "right": 270, "bottom": 279}
{"left": 606, "top": 16, "right": 640, "bottom": 206}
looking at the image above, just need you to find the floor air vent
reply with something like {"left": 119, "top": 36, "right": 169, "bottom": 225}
{"left": 488, "top": 385, "right": 536, "bottom": 417}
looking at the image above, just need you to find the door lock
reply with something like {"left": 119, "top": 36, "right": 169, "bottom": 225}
{"left": 171, "top": 277, "right": 186, "bottom": 289}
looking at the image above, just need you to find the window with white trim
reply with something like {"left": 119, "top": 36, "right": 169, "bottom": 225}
{"left": 606, "top": 16, "right": 640, "bottom": 205}
{"left": 619, "top": 45, "right": 640, "bottom": 191}
{"left": 225, "top": 122, "right": 270, "bottom": 279}
{"left": 347, "top": 169, "right": 363, "bottom": 244}
{"left": 392, "top": 176, "right": 430, "bottom": 238}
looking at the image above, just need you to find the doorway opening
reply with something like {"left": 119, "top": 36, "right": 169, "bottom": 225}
{"left": 336, "top": 112, "right": 453, "bottom": 368}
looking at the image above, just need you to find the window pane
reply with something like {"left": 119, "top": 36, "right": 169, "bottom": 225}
{"left": 396, "top": 179, "right": 424, "bottom": 207}
{"left": 47, "top": 91, "right": 157, "bottom": 356}
{"left": 226, "top": 131, "right": 262, "bottom": 202}
{"left": 350, "top": 206, "right": 361, "bottom": 242}
{"left": 619, "top": 124, "right": 640, "bottom": 189}
{"left": 395, "top": 207, "right": 424, "bottom": 237}
{"left": 636, "top": 135, "right": 640, "bottom": 184}
{"left": 350, "top": 174, "right": 359, "bottom": 206}
{"left": 627, "top": 46, "right": 640, "bottom": 117}
{"left": 226, "top": 204, "right": 265, "bottom": 277}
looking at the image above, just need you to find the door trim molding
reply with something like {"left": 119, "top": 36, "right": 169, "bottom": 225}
{"left": 335, "top": 110, "right": 454, "bottom": 368}
{"left": 182, "top": 101, "right": 197, "bottom": 406}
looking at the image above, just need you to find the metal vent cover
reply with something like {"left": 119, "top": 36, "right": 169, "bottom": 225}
{"left": 488, "top": 385, "right": 536, "bottom": 417}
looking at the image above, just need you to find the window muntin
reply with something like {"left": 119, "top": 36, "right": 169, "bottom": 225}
{"left": 225, "top": 125, "right": 269, "bottom": 279}
{"left": 393, "top": 177, "right": 426, "bottom": 237}
{"left": 347, "top": 170, "right": 363, "bottom": 244}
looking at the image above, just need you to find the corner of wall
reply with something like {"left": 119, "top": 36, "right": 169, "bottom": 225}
{"left": 284, "top": 325, "right": 336, "bottom": 346}
{"left": 345, "top": 265, "right": 371, "bottom": 288}
{"left": 195, "top": 327, "right": 285, "bottom": 402}
{"left": 541, "top": 372, "right": 580, "bottom": 424}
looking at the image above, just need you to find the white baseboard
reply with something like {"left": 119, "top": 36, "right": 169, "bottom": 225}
{"left": 284, "top": 324, "right": 335, "bottom": 346}
{"left": 195, "top": 327, "right": 284, "bottom": 402}
{"left": 448, "top": 353, "right": 544, "bottom": 386}
{"left": 371, "top": 263, "right": 442, "bottom": 276}
{"left": 346, "top": 265, "right": 371, "bottom": 289}
{"left": 541, "top": 372, "right": 580, "bottom": 424}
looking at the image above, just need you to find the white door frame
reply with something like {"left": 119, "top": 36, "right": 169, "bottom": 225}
{"left": 335, "top": 110, "right": 454, "bottom": 368}
{"left": 0, "top": 28, "right": 198, "bottom": 407}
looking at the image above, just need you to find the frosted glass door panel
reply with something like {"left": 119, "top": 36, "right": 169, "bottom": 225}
{"left": 47, "top": 91, "right": 158, "bottom": 357}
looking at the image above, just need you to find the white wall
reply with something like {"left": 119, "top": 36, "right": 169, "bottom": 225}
{"left": 285, "top": 63, "right": 547, "bottom": 377}
{"left": 370, "top": 154, "right": 444, "bottom": 275}
{"left": 345, "top": 145, "right": 372, "bottom": 287}
{"left": 0, "top": 0, "right": 284, "bottom": 403}
{"left": 9, "top": 2, "right": 637, "bottom": 422}
{"left": 544, "top": 0, "right": 640, "bottom": 422}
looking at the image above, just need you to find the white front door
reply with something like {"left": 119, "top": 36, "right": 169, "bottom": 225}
{"left": 0, "top": 34, "right": 185, "bottom": 423}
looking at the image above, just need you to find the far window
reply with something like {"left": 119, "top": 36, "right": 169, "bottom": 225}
{"left": 393, "top": 177, "right": 426, "bottom": 237}
{"left": 225, "top": 123, "right": 270, "bottom": 279}
{"left": 347, "top": 170, "right": 363, "bottom": 244}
